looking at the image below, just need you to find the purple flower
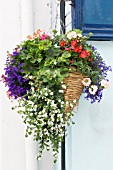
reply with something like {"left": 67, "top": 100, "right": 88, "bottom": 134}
{"left": 4, "top": 57, "right": 30, "bottom": 99}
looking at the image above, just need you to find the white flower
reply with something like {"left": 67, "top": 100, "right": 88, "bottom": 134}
{"left": 54, "top": 44, "right": 59, "bottom": 48}
{"left": 45, "top": 92, "right": 48, "bottom": 96}
{"left": 30, "top": 113, "right": 34, "bottom": 116}
{"left": 29, "top": 76, "right": 33, "bottom": 79}
{"left": 61, "top": 101, "right": 64, "bottom": 104}
{"left": 51, "top": 100, "right": 57, "bottom": 107}
{"left": 67, "top": 31, "right": 77, "bottom": 39}
{"left": 73, "top": 99, "right": 76, "bottom": 103}
{"left": 66, "top": 101, "right": 69, "bottom": 105}
{"left": 54, "top": 110, "right": 58, "bottom": 113}
{"left": 59, "top": 90, "right": 64, "bottom": 93}
{"left": 101, "top": 79, "right": 110, "bottom": 89}
{"left": 89, "top": 85, "right": 98, "bottom": 95}
{"left": 31, "top": 87, "right": 35, "bottom": 91}
{"left": 70, "top": 103, "right": 73, "bottom": 108}
{"left": 42, "top": 108, "right": 46, "bottom": 113}
{"left": 77, "top": 33, "right": 82, "bottom": 37}
{"left": 28, "top": 101, "right": 34, "bottom": 105}
{"left": 50, "top": 92, "right": 53, "bottom": 95}
{"left": 62, "top": 84, "right": 66, "bottom": 89}
{"left": 54, "top": 61, "right": 57, "bottom": 65}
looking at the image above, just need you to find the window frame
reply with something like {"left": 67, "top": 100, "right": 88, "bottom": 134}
{"left": 72, "top": 0, "right": 113, "bottom": 40}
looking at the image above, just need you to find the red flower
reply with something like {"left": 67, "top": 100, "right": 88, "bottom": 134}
{"left": 79, "top": 50, "right": 90, "bottom": 59}
{"left": 79, "top": 50, "right": 87, "bottom": 58}
{"left": 71, "top": 40, "right": 78, "bottom": 49}
{"left": 65, "top": 48, "right": 71, "bottom": 51}
{"left": 87, "top": 51, "right": 90, "bottom": 56}
{"left": 60, "top": 40, "right": 66, "bottom": 47}
{"left": 73, "top": 44, "right": 82, "bottom": 53}
{"left": 88, "top": 58, "right": 92, "bottom": 62}
{"left": 70, "top": 60, "right": 73, "bottom": 64}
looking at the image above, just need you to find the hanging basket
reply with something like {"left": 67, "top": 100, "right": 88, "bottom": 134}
{"left": 63, "top": 70, "right": 85, "bottom": 112}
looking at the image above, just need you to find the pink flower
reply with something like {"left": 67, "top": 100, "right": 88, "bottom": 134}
{"left": 101, "top": 79, "right": 110, "bottom": 88}
{"left": 82, "top": 78, "right": 91, "bottom": 86}
{"left": 40, "top": 34, "right": 49, "bottom": 40}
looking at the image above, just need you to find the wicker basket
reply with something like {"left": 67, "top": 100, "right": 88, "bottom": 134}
{"left": 63, "top": 71, "right": 85, "bottom": 112}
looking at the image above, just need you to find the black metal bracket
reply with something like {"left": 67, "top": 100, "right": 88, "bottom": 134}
{"left": 58, "top": 0, "right": 74, "bottom": 6}
{"left": 60, "top": 1, "right": 66, "bottom": 170}
{"left": 60, "top": 0, "right": 66, "bottom": 34}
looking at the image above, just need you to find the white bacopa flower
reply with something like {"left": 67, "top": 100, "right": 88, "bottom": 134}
{"left": 54, "top": 43, "right": 60, "bottom": 48}
{"left": 54, "top": 110, "right": 58, "bottom": 113}
{"left": 51, "top": 101, "right": 57, "bottom": 107}
{"left": 57, "top": 114, "right": 62, "bottom": 118}
{"left": 54, "top": 61, "right": 57, "bottom": 65}
{"left": 30, "top": 113, "right": 34, "bottom": 116}
{"left": 67, "top": 31, "right": 77, "bottom": 39}
{"left": 66, "top": 112, "right": 70, "bottom": 116}
{"left": 45, "top": 92, "right": 48, "bottom": 96}
{"left": 50, "top": 92, "right": 53, "bottom": 95}
{"left": 29, "top": 76, "right": 33, "bottom": 79}
{"left": 66, "top": 101, "right": 69, "bottom": 105}
{"left": 31, "top": 87, "right": 35, "bottom": 91}
{"left": 59, "top": 90, "right": 64, "bottom": 93}
{"left": 62, "top": 84, "right": 66, "bottom": 89}
{"left": 61, "top": 101, "right": 64, "bottom": 104}
{"left": 28, "top": 101, "right": 34, "bottom": 105}
{"left": 42, "top": 108, "right": 46, "bottom": 113}
{"left": 34, "top": 108, "right": 37, "bottom": 112}
{"left": 89, "top": 85, "right": 98, "bottom": 95}
{"left": 70, "top": 103, "right": 73, "bottom": 108}
{"left": 29, "top": 82, "right": 33, "bottom": 85}
{"left": 73, "top": 99, "right": 76, "bottom": 103}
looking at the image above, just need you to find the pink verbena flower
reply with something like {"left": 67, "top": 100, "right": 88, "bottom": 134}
{"left": 82, "top": 78, "right": 91, "bottom": 86}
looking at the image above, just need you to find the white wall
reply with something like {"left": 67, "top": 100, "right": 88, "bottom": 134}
{"left": 0, "top": 0, "right": 53, "bottom": 170}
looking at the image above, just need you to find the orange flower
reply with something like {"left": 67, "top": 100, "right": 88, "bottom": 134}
{"left": 71, "top": 40, "right": 78, "bottom": 49}
{"left": 33, "top": 33, "right": 38, "bottom": 39}
{"left": 87, "top": 51, "right": 90, "bottom": 56}
{"left": 73, "top": 44, "right": 82, "bottom": 53}
{"left": 6, "top": 91, "right": 12, "bottom": 99}
{"left": 27, "top": 35, "right": 33, "bottom": 40}
{"left": 1, "top": 74, "right": 7, "bottom": 84}
{"left": 79, "top": 50, "right": 90, "bottom": 58}
{"left": 60, "top": 40, "right": 66, "bottom": 47}
{"left": 79, "top": 50, "right": 87, "bottom": 58}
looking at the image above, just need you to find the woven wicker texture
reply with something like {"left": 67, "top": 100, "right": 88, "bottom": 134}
{"left": 63, "top": 71, "right": 84, "bottom": 112}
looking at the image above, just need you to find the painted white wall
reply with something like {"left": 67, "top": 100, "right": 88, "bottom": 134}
{"left": 0, "top": 1, "right": 26, "bottom": 170}
{"left": 0, "top": 0, "right": 53, "bottom": 170}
